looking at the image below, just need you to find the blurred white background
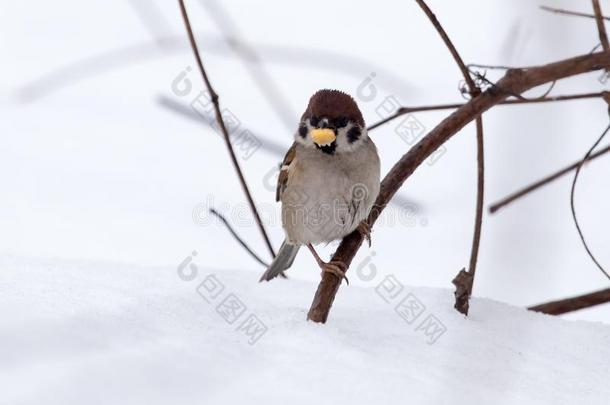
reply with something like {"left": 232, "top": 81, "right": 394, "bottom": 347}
{"left": 2, "top": 0, "right": 609, "bottom": 322}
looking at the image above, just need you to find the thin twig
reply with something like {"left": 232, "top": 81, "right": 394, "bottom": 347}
{"left": 199, "top": 0, "right": 296, "bottom": 131}
{"left": 489, "top": 144, "right": 610, "bottom": 214}
{"left": 307, "top": 51, "right": 610, "bottom": 323}
{"left": 465, "top": 116, "right": 484, "bottom": 308}
{"left": 468, "top": 63, "right": 536, "bottom": 70}
{"left": 127, "top": 0, "right": 174, "bottom": 47}
{"left": 210, "top": 207, "right": 286, "bottom": 276}
{"left": 592, "top": 0, "right": 610, "bottom": 52}
{"left": 209, "top": 208, "right": 270, "bottom": 268}
{"left": 156, "top": 94, "right": 287, "bottom": 156}
{"left": 528, "top": 287, "right": 610, "bottom": 315}
{"left": 414, "top": 0, "right": 476, "bottom": 95}
{"left": 570, "top": 122, "right": 610, "bottom": 281}
{"left": 367, "top": 92, "right": 606, "bottom": 131}
{"left": 469, "top": 42, "right": 604, "bottom": 72}
{"left": 540, "top": 5, "right": 610, "bottom": 22}
{"left": 471, "top": 68, "right": 557, "bottom": 102}
{"left": 177, "top": 0, "right": 276, "bottom": 259}
{"left": 15, "top": 33, "right": 413, "bottom": 104}
{"left": 414, "top": 0, "right": 483, "bottom": 315}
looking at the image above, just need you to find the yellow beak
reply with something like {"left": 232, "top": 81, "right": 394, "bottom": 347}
{"left": 310, "top": 128, "right": 336, "bottom": 146}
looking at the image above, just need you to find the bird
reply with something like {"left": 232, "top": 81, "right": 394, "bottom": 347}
{"left": 259, "top": 89, "right": 380, "bottom": 283}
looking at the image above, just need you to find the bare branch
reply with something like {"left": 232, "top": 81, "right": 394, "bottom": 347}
{"left": 540, "top": 5, "right": 610, "bottom": 21}
{"left": 528, "top": 288, "right": 610, "bottom": 315}
{"left": 570, "top": 122, "right": 610, "bottom": 280}
{"left": 156, "top": 94, "right": 287, "bottom": 156}
{"left": 489, "top": 144, "right": 610, "bottom": 214}
{"left": 209, "top": 208, "right": 270, "bottom": 268}
{"left": 177, "top": 0, "right": 276, "bottom": 259}
{"left": 16, "top": 33, "right": 413, "bottom": 104}
{"left": 414, "top": 0, "right": 476, "bottom": 95}
{"left": 127, "top": 0, "right": 173, "bottom": 47}
{"left": 199, "top": 0, "right": 296, "bottom": 131}
{"left": 592, "top": 0, "right": 610, "bottom": 52}
{"left": 414, "top": 0, "right": 483, "bottom": 315}
{"left": 462, "top": 116, "right": 484, "bottom": 312}
{"left": 307, "top": 51, "right": 610, "bottom": 323}
{"left": 368, "top": 92, "right": 606, "bottom": 131}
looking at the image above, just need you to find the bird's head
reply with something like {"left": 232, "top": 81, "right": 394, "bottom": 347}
{"left": 295, "top": 89, "right": 367, "bottom": 155}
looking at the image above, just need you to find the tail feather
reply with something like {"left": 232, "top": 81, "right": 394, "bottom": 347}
{"left": 259, "top": 240, "right": 299, "bottom": 282}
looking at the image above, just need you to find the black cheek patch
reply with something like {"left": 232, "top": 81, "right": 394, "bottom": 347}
{"left": 347, "top": 126, "right": 361, "bottom": 143}
{"left": 298, "top": 124, "right": 308, "bottom": 138}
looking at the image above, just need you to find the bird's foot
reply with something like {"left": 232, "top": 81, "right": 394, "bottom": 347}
{"left": 320, "top": 261, "right": 349, "bottom": 285}
{"left": 357, "top": 221, "right": 372, "bottom": 247}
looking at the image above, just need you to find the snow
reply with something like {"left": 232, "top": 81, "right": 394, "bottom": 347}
{"left": 2, "top": 255, "right": 609, "bottom": 405}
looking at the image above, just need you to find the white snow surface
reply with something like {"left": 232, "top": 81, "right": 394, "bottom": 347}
{"left": 2, "top": 255, "right": 609, "bottom": 405}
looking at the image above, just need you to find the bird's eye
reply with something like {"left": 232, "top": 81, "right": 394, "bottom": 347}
{"left": 334, "top": 117, "right": 349, "bottom": 128}
{"left": 309, "top": 116, "right": 320, "bottom": 127}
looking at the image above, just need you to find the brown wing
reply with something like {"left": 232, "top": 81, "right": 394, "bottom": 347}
{"left": 276, "top": 142, "right": 297, "bottom": 202}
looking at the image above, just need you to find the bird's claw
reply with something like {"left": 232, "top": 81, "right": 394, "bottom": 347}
{"left": 321, "top": 261, "right": 349, "bottom": 285}
{"left": 357, "top": 221, "right": 371, "bottom": 247}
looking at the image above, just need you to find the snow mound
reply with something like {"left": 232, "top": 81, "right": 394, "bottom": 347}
{"left": 1, "top": 255, "right": 609, "bottom": 405}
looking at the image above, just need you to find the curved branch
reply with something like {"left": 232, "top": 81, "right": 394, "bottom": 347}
{"left": 209, "top": 208, "right": 270, "bottom": 268}
{"left": 414, "top": 0, "right": 483, "bottom": 315}
{"left": 177, "top": 0, "right": 276, "bottom": 259}
{"left": 199, "top": 0, "right": 296, "bottom": 130}
{"left": 570, "top": 123, "right": 610, "bottom": 280}
{"left": 414, "top": 0, "right": 476, "bottom": 94}
{"left": 307, "top": 51, "right": 610, "bottom": 323}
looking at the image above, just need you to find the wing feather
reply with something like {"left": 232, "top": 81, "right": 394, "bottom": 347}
{"left": 276, "top": 143, "right": 297, "bottom": 202}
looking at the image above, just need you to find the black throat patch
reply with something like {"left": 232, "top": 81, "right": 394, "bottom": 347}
{"left": 316, "top": 141, "right": 337, "bottom": 155}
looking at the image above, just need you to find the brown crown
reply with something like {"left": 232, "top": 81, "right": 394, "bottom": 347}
{"left": 301, "top": 89, "right": 365, "bottom": 127}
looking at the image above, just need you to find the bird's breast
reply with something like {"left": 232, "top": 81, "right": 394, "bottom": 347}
{"left": 281, "top": 146, "right": 380, "bottom": 245}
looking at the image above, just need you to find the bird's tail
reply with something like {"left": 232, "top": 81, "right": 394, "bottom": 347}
{"left": 259, "top": 240, "right": 300, "bottom": 282}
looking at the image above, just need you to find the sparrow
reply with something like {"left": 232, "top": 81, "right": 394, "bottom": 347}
{"left": 259, "top": 89, "right": 380, "bottom": 283}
